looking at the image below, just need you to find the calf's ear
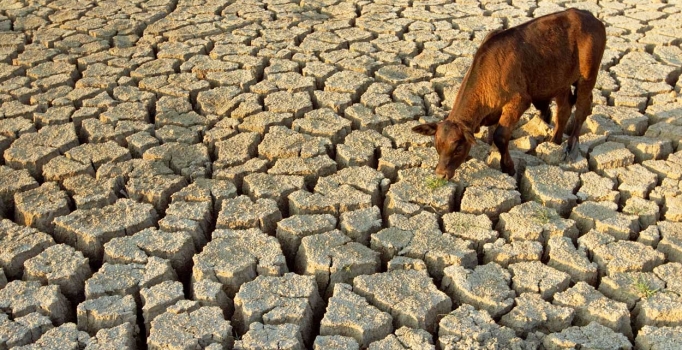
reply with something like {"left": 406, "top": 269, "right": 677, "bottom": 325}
{"left": 412, "top": 122, "right": 438, "bottom": 136}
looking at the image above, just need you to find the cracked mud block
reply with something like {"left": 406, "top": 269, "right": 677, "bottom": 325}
{"left": 213, "top": 132, "right": 261, "bottom": 169}
{"left": 65, "top": 141, "right": 131, "bottom": 171}
{"left": 460, "top": 186, "right": 521, "bottom": 222}
{"left": 76, "top": 295, "right": 137, "bottom": 337}
{"left": 324, "top": 70, "right": 373, "bottom": 101}
{"left": 126, "top": 132, "right": 159, "bottom": 158}
{"left": 375, "top": 65, "right": 431, "bottom": 85}
{"left": 370, "top": 227, "right": 476, "bottom": 281}
{"left": 521, "top": 165, "right": 580, "bottom": 217}
{"left": 0, "top": 280, "right": 71, "bottom": 326}
{"left": 320, "top": 283, "right": 392, "bottom": 347}
{"left": 171, "top": 178, "right": 237, "bottom": 214}
{"left": 591, "top": 241, "right": 665, "bottom": 277}
{"left": 193, "top": 228, "right": 287, "bottom": 299}
{"left": 4, "top": 125, "right": 78, "bottom": 181}
{"left": 268, "top": 155, "right": 337, "bottom": 189}
{"left": 264, "top": 91, "right": 312, "bottom": 118}
{"left": 438, "top": 304, "right": 525, "bottom": 350}
{"left": 143, "top": 142, "right": 211, "bottom": 179}
{"left": 84, "top": 258, "right": 176, "bottom": 304}
{"left": 0, "top": 312, "right": 53, "bottom": 349}
{"left": 292, "top": 108, "right": 351, "bottom": 144}
{"left": 377, "top": 147, "right": 427, "bottom": 183}
{"left": 295, "top": 230, "right": 380, "bottom": 298}
{"left": 243, "top": 173, "right": 305, "bottom": 215}
{"left": 53, "top": 199, "right": 157, "bottom": 263}
{"left": 148, "top": 303, "right": 234, "bottom": 350}
{"left": 11, "top": 322, "right": 90, "bottom": 350}
{"left": 140, "top": 281, "right": 185, "bottom": 336}
{"left": 638, "top": 225, "right": 662, "bottom": 248}
{"left": 386, "top": 256, "right": 429, "bottom": 274}
{"left": 543, "top": 322, "right": 632, "bottom": 350}
{"left": 315, "top": 166, "right": 388, "bottom": 208}
{"left": 216, "top": 195, "right": 281, "bottom": 235}
{"left": 62, "top": 175, "right": 117, "bottom": 210}
{"left": 610, "top": 51, "right": 678, "bottom": 85}
{"left": 238, "top": 111, "right": 293, "bottom": 136}
{"left": 546, "top": 237, "right": 598, "bottom": 286}
{"left": 353, "top": 270, "right": 450, "bottom": 334}
{"left": 387, "top": 212, "right": 439, "bottom": 235}
{"left": 85, "top": 323, "right": 135, "bottom": 350}
{"left": 235, "top": 323, "right": 304, "bottom": 350}
{"left": 233, "top": 273, "right": 323, "bottom": 345}
{"left": 339, "top": 206, "right": 382, "bottom": 245}
{"left": 103, "top": 227, "right": 195, "bottom": 276}
{"left": 553, "top": 282, "right": 632, "bottom": 339}
{"left": 279, "top": 202, "right": 338, "bottom": 247}
{"left": 289, "top": 185, "right": 373, "bottom": 218}
{"left": 368, "top": 327, "right": 434, "bottom": 350}
{"left": 589, "top": 142, "right": 636, "bottom": 175}
{"left": 500, "top": 293, "right": 574, "bottom": 337}
{"left": 376, "top": 104, "right": 422, "bottom": 127}
{"left": 570, "top": 201, "right": 640, "bottom": 240}
{"left": 497, "top": 201, "right": 579, "bottom": 243}
{"left": 483, "top": 239, "right": 543, "bottom": 268}
{"left": 0, "top": 218, "right": 54, "bottom": 279}
{"left": 645, "top": 122, "right": 682, "bottom": 151}
{"left": 336, "top": 129, "right": 392, "bottom": 169}
{"left": 258, "top": 126, "right": 332, "bottom": 163}
{"left": 14, "top": 182, "right": 70, "bottom": 235}
{"left": 653, "top": 221, "right": 682, "bottom": 262}
{"left": 636, "top": 326, "right": 682, "bottom": 350}
{"left": 591, "top": 105, "right": 649, "bottom": 136}
{"left": 442, "top": 263, "right": 515, "bottom": 318}
{"left": 345, "top": 103, "right": 390, "bottom": 131}
{"left": 577, "top": 171, "right": 620, "bottom": 204}
{"left": 508, "top": 261, "right": 571, "bottom": 301}
{"left": 633, "top": 292, "right": 682, "bottom": 331}
{"left": 654, "top": 263, "right": 682, "bottom": 295}
{"left": 384, "top": 168, "right": 457, "bottom": 218}
{"left": 604, "top": 164, "right": 658, "bottom": 205}
{"left": 608, "top": 135, "right": 674, "bottom": 163}
{"left": 599, "top": 272, "right": 666, "bottom": 310}
{"left": 191, "top": 279, "right": 232, "bottom": 319}
{"left": 314, "top": 335, "right": 359, "bottom": 350}
{"left": 23, "top": 244, "right": 91, "bottom": 301}
{"left": 441, "top": 212, "right": 498, "bottom": 253}
{"left": 42, "top": 155, "right": 96, "bottom": 183}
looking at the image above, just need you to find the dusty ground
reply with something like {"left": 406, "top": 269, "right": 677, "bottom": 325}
{"left": 0, "top": 0, "right": 681, "bottom": 349}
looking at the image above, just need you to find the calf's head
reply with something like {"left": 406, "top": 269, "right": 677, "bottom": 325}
{"left": 412, "top": 120, "right": 476, "bottom": 180}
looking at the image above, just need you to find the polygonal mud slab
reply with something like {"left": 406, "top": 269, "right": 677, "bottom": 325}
{"left": 633, "top": 292, "right": 682, "bottom": 331}
{"left": 553, "top": 282, "right": 632, "bottom": 339}
{"left": 441, "top": 212, "right": 498, "bottom": 253}
{"left": 367, "top": 326, "right": 434, "bottom": 350}
{"left": 497, "top": 201, "right": 579, "bottom": 243}
{"left": 570, "top": 201, "right": 640, "bottom": 240}
{"left": 62, "top": 174, "right": 117, "bottom": 210}
{"left": 0, "top": 312, "right": 53, "bottom": 349}
{"left": 258, "top": 126, "right": 331, "bottom": 163}
{"left": 148, "top": 302, "right": 234, "bottom": 350}
{"left": 460, "top": 186, "right": 521, "bottom": 222}
{"left": 370, "top": 227, "right": 477, "bottom": 281}
{"left": 193, "top": 228, "right": 287, "bottom": 298}
{"left": 508, "top": 261, "right": 572, "bottom": 301}
{"left": 76, "top": 295, "right": 137, "bottom": 337}
{"left": 296, "top": 230, "right": 380, "bottom": 299}
{"left": 10, "top": 322, "right": 90, "bottom": 350}
{"left": 438, "top": 304, "right": 525, "bottom": 350}
{"left": 314, "top": 335, "right": 359, "bottom": 350}
{"left": 604, "top": 164, "right": 659, "bottom": 205}
{"left": 0, "top": 218, "right": 54, "bottom": 279}
{"left": 53, "top": 199, "right": 158, "bottom": 263}
{"left": 216, "top": 195, "right": 281, "bottom": 234}
{"left": 482, "top": 239, "right": 544, "bottom": 268}
{"left": 384, "top": 167, "right": 457, "bottom": 218}
{"left": 635, "top": 325, "right": 682, "bottom": 350}
{"left": 103, "top": 227, "right": 195, "bottom": 276}
{"left": 315, "top": 165, "right": 388, "bottom": 208}
{"left": 520, "top": 165, "right": 580, "bottom": 217}
{"left": 589, "top": 141, "right": 636, "bottom": 175}
{"left": 339, "top": 206, "right": 382, "bottom": 246}
{"left": 591, "top": 241, "right": 665, "bottom": 276}
{"left": 242, "top": 173, "right": 306, "bottom": 215}
{"left": 13, "top": 182, "right": 70, "bottom": 235}
{"left": 353, "top": 270, "right": 451, "bottom": 334}
{"left": 442, "top": 262, "right": 515, "bottom": 318}
{"left": 235, "top": 322, "right": 304, "bottom": 350}
{"left": 276, "top": 214, "right": 338, "bottom": 262}
{"left": 288, "top": 186, "right": 373, "bottom": 219}
{"left": 84, "top": 257, "right": 176, "bottom": 303}
{"left": 598, "top": 272, "right": 666, "bottom": 310}
{"left": 0, "top": 166, "right": 38, "bottom": 213}
{"left": 233, "top": 273, "right": 323, "bottom": 345}
{"left": 85, "top": 323, "right": 136, "bottom": 350}
{"left": 543, "top": 322, "right": 632, "bottom": 350}
{"left": 577, "top": 171, "right": 620, "bottom": 204}
{"left": 657, "top": 221, "right": 682, "bottom": 263}
{"left": 320, "top": 284, "right": 393, "bottom": 347}
{"left": 0, "top": 280, "right": 71, "bottom": 326}
{"left": 140, "top": 281, "right": 185, "bottom": 336}
{"left": 546, "top": 236, "right": 599, "bottom": 286}
{"left": 500, "top": 293, "right": 574, "bottom": 337}
{"left": 23, "top": 244, "right": 92, "bottom": 301}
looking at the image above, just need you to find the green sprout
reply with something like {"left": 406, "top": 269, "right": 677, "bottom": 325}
{"left": 425, "top": 176, "right": 448, "bottom": 190}
{"left": 633, "top": 275, "right": 659, "bottom": 299}
{"left": 533, "top": 208, "right": 552, "bottom": 224}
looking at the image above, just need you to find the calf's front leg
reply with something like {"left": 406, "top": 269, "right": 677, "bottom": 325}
{"left": 494, "top": 97, "right": 530, "bottom": 176}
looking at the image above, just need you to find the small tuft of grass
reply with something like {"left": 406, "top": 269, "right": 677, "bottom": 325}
{"left": 425, "top": 176, "right": 448, "bottom": 190}
{"left": 533, "top": 208, "right": 552, "bottom": 224}
{"left": 633, "top": 275, "right": 659, "bottom": 299}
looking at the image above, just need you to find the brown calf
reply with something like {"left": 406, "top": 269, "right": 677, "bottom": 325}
{"left": 413, "top": 8, "right": 606, "bottom": 179}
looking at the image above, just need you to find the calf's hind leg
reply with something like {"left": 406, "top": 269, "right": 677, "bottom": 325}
{"left": 494, "top": 97, "right": 531, "bottom": 176}
{"left": 550, "top": 88, "right": 573, "bottom": 145}
{"left": 564, "top": 79, "right": 595, "bottom": 159}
